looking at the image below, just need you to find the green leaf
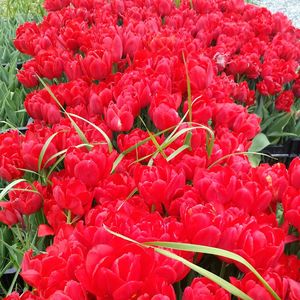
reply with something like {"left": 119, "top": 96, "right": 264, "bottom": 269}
{"left": 295, "top": 120, "right": 300, "bottom": 135}
{"left": 266, "top": 113, "right": 292, "bottom": 135}
{"left": 248, "top": 133, "right": 270, "bottom": 167}
{"left": 267, "top": 132, "right": 298, "bottom": 137}
{"left": 260, "top": 112, "right": 284, "bottom": 132}
{"left": 249, "top": 133, "right": 270, "bottom": 152}
{"left": 254, "top": 95, "right": 264, "bottom": 118}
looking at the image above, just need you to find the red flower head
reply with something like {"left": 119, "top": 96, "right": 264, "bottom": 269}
{"left": 149, "top": 91, "right": 182, "bottom": 130}
{"left": 14, "top": 22, "right": 40, "bottom": 56}
{"left": 64, "top": 54, "right": 84, "bottom": 81}
{"left": 21, "top": 126, "right": 58, "bottom": 172}
{"left": 134, "top": 164, "right": 186, "bottom": 212}
{"left": 52, "top": 79, "right": 90, "bottom": 108}
{"left": 9, "top": 181, "right": 43, "bottom": 215}
{"left": 36, "top": 50, "right": 64, "bottom": 80}
{"left": 0, "top": 130, "right": 24, "bottom": 182}
{"left": 183, "top": 94, "right": 213, "bottom": 124}
{"left": 105, "top": 102, "right": 134, "bottom": 132}
{"left": 3, "top": 291, "right": 40, "bottom": 300}
{"left": 273, "top": 254, "right": 300, "bottom": 281}
{"left": 232, "top": 81, "right": 255, "bottom": 106}
{"left": 52, "top": 176, "right": 93, "bottom": 216}
{"left": 20, "top": 248, "right": 78, "bottom": 298}
{"left": 64, "top": 146, "right": 116, "bottom": 187}
{"left": 193, "top": 166, "right": 237, "bottom": 211}
{"left": 257, "top": 76, "right": 282, "bottom": 96}
{"left": 187, "top": 54, "right": 215, "bottom": 91}
{"left": 292, "top": 76, "right": 300, "bottom": 98}
{"left": 81, "top": 50, "right": 112, "bottom": 81}
{"left": 51, "top": 281, "right": 88, "bottom": 300}
{"left": 183, "top": 277, "right": 230, "bottom": 300}
{"left": 87, "top": 83, "right": 112, "bottom": 116}
{"left": 154, "top": 0, "right": 173, "bottom": 17}
{"left": 180, "top": 203, "right": 221, "bottom": 247}
{"left": 117, "top": 128, "right": 164, "bottom": 162}
{"left": 122, "top": 31, "right": 141, "bottom": 59}
{"left": 0, "top": 201, "right": 22, "bottom": 227}
{"left": 288, "top": 157, "right": 300, "bottom": 189}
{"left": 231, "top": 183, "right": 272, "bottom": 215}
{"left": 231, "top": 271, "right": 300, "bottom": 300}
{"left": 218, "top": 219, "right": 285, "bottom": 271}
{"left": 102, "top": 33, "right": 123, "bottom": 63}
{"left": 17, "top": 60, "right": 39, "bottom": 88}
{"left": 24, "top": 89, "right": 62, "bottom": 124}
{"left": 253, "top": 163, "right": 289, "bottom": 202}
{"left": 44, "top": 0, "right": 71, "bottom": 11}
{"left": 275, "top": 90, "right": 294, "bottom": 112}
{"left": 94, "top": 172, "right": 136, "bottom": 204}
{"left": 213, "top": 103, "right": 260, "bottom": 140}
{"left": 282, "top": 187, "right": 300, "bottom": 232}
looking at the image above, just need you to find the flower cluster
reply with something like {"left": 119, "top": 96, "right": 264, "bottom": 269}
{"left": 1, "top": 0, "right": 300, "bottom": 299}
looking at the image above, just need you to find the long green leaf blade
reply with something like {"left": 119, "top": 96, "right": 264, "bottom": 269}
{"left": 0, "top": 179, "right": 27, "bottom": 201}
{"left": 154, "top": 247, "right": 253, "bottom": 300}
{"left": 38, "top": 131, "right": 60, "bottom": 172}
{"left": 104, "top": 226, "right": 253, "bottom": 300}
{"left": 69, "top": 113, "right": 113, "bottom": 153}
{"left": 145, "top": 241, "right": 280, "bottom": 300}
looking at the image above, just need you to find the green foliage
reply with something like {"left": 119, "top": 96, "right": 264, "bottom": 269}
{"left": 0, "top": 0, "right": 45, "bottom": 19}
{"left": 0, "top": 56, "right": 29, "bottom": 131}
{"left": 252, "top": 94, "right": 300, "bottom": 145}
{"left": 0, "top": 211, "right": 49, "bottom": 296}
{"left": 247, "top": 133, "right": 271, "bottom": 166}
{"left": 0, "top": 15, "right": 42, "bottom": 65}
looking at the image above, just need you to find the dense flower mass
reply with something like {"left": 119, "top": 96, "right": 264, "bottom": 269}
{"left": 1, "top": 0, "right": 300, "bottom": 299}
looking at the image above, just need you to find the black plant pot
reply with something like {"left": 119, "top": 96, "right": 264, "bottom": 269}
{"left": 0, "top": 268, "right": 25, "bottom": 296}
{"left": 0, "top": 126, "right": 27, "bottom": 135}
{"left": 261, "top": 138, "right": 300, "bottom": 167}
{"left": 1, "top": 61, "right": 23, "bottom": 70}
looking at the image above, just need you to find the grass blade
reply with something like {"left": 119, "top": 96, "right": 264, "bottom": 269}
{"left": 139, "top": 116, "right": 167, "bottom": 159}
{"left": 166, "top": 144, "right": 190, "bottom": 161}
{"left": 0, "top": 179, "right": 27, "bottom": 201}
{"left": 38, "top": 131, "right": 61, "bottom": 172}
{"left": 68, "top": 113, "right": 113, "bottom": 153}
{"left": 182, "top": 52, "right": 192, "bottom": 123}
{"left": 110, "top": 126, "right": 176, "bottom": 173}
{"left": 154, "top": 247, "right": 252, "bottom": 300}
{"left": 104, "top": 226, "right": 253, "bottom": 300}
{"left": 145, "top": 241, "right": 281, "bottom": 300}
{"left": 37, "top": 76, "right": 90, "bottom": 148}
{"left": 208, "top": 151, "right": 275, "bottom": 170}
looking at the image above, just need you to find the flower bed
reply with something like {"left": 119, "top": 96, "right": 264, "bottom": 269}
{"left": 0, "top": 0, "right": 300, "bottom": 299}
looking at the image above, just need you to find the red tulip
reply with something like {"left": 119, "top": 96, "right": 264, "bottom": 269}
{"left": 183, "top": 277, "right": 230, "bottom": 300}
